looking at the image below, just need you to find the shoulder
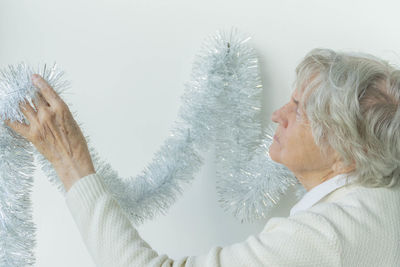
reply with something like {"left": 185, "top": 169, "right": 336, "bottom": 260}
{"left": 315, "top": 181, "right": 400, "bottom": 216}
{"left": 260, "top": 183, "right": 400, "bottom": 265}
{"left": 298, "top": 182, "right": 400, "bottom": 248}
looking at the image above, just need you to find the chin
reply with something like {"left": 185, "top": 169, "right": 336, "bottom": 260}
{"left": 268, "top": 142, "right": 281, "bottom": 163}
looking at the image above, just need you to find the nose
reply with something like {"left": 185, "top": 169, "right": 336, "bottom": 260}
{"left": 271, "top": 106, "right": 288, "bottom": 128}
{"left": 271, "top": 109, "right": 279, "bottom": 123}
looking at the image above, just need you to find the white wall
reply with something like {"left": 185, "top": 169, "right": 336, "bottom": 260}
{"left": 1, "top": 0, "right": 400, "bottom": 266}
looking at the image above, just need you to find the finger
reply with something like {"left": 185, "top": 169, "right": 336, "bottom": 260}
{"left": 4, "top": 119, "right": 30, "bottom": 138}
{"left": 32, "top": 91, "right": 50, "bottom": 111}
{"left": 31, "top": 74, "right": 63, "bottom": 108}
{"left": 19, "top": 98, "right": 37, "bottom": 122}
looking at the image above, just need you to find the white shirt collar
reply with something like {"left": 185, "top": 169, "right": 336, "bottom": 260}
{"left": 289, "top": 173, "right": 350, "bottom": 216}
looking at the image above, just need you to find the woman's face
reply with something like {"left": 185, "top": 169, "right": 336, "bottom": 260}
{"left": 269, "top": 88, "right": 336, "bottom": 177}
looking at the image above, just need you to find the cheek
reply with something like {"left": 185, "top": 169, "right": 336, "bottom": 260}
{"left": 281, "top": 137, "right": 305, "bottom": 166}
{"left": 270, "top": 124, "right": 312, "bottom": 167}
{"left": 285, "top": 127, "right": 328, "bottom": 169}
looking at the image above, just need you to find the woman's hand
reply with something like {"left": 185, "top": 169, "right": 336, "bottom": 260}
{"left": 4, "top": 74, "right": 95, "bottom": 192}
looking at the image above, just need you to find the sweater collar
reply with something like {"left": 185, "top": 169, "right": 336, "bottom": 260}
{"left": 289, "top": 173, "right": 350, "bottom": 216}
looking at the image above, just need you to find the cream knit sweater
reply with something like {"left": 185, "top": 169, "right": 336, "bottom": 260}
{"left": 65, "top": 173, "right": 400, "bottom": 266}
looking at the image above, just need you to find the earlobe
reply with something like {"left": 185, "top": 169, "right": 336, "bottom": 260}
{"left": 331, "top": 160, "right": 342, "bottom": 173}
{"left": 332, "top": 157, "right": 356, "bottom": 174}
{"left": 331, "top": 151, "right": 348, "bottom": 173}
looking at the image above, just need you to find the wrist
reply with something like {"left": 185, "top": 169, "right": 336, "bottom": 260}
{"left": 54, "top": 160, "right": 96, "bottom": 191}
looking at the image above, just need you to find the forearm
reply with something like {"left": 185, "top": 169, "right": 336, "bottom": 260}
{"left": 55, "top": 158, "right": 95, "bottom": 192}
{"left": 65, "top": 173, "right": 188, "bottom": 267}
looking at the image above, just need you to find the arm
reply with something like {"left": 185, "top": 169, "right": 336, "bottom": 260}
{"left": 65, "top": 173, "right": 187, "bottom": 266}
{"left": 65, "top": 173, "right": 343, "bottom": 267}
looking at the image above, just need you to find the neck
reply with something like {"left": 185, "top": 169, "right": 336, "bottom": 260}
{"left": 294, "top": 169, "right": 339, "bottom": 192}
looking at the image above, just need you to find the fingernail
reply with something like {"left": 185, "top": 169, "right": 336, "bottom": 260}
{"left": 32, "top": 74, "right": 40, "bottom": 82}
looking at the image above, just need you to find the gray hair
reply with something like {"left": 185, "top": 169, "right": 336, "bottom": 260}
{"left": 294, "top": 48, "right": 400, "bottom": 188}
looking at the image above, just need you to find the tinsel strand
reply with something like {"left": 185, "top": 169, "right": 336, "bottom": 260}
{"left": 0, "top": 29, "right": 307, "bottom": 266}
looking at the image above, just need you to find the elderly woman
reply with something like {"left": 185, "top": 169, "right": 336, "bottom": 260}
{"left": 5, "top": 48, "right": 400, "bottom": 266}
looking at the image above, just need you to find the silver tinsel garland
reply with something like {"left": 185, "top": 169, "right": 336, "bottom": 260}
{"left": 0, "top": 29, "right": 305, "bottom": 266}
{"left": 204, "top": 31, "right": 303, "bottom": 222}
{"left": 0, "top": 123, "right": 36, "bottom": 266}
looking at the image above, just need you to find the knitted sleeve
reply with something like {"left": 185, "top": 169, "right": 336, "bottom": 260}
{"left": 65, "top": 172, "right": 343, "bottom": 267}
